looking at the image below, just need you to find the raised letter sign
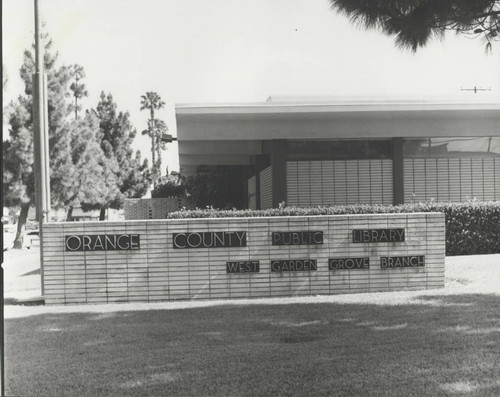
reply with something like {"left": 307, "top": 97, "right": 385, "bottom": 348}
{"left": 65, "top": 234, "right": 140, "bottom": 251}
{"left": 270, "top": 259, "right": 317, "bottom": 272}
{"left": 329, "top": 257, "right": 369, "bottom": 270}
{"left": 352, "top": 228, "right": 405, "bottom": 243}
{"left": 271, "top": 231, "right": 323, "bottom": 245}
{"left": 173, "top": 231, "right": 247, "bottom": 249}
{"left": 380, "top": 255, "right": 425, "bottom": 268}
{"left": 226, "top": 261, "right": 260, "bottom": 273}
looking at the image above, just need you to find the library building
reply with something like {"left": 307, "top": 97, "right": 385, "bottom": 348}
{"left": 175, "top": 98, "right": 500, "bottom": 209}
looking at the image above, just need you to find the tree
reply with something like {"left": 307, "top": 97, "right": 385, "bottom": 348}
{"left": 3, "top": 99, "right": 36, "bottom": 248}
{"left": 153, "top": 118, "right": 169, "bottom": 179}
{"left": 140, "top": 91, "right": 166, "bottom": 187}
{"left": 4, "top": 35, "right": 72, "bottom": 247}
{"left": 3, "top": 34, "right": 104, "bottom": 247}
{"left": 69, "top": 65, "right": 88, "bottom": 119}
{"left": 95, "top": 92, "right": 152, "bottom": 219}
{"left": 329, "top": 1, "right": 500, "bottom": 51}
{"left": 151, "top": 175, "right": 186, "bottom": 198}
{"left": 60, "top": 112, "right": 121, "bottom": 219}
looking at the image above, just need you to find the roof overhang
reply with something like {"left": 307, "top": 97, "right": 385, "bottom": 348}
{"left": 175, "top": 100, "right": 500, "bottom": 175}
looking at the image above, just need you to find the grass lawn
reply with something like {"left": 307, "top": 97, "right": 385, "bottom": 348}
{"left": 4, "top": 251, "right": 500, "bottom": 396}
{"left": 4, "top": 292, "right": 500, "bottom": 396}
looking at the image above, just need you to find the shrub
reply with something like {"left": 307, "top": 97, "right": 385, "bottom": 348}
{"left": 151, "top": 177, "right": 186, "bottom": 198}
{"left": 168, "top": 201, "right": 500, "bottom": 256}
{"left": 184, "top": 167, "right": 247, "bottom": 209}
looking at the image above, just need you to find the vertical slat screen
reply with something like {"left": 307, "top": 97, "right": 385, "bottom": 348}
{"left": 483, "top": 158, "right": 495, "bottom": 200}
{"left": 286, "top": 160, "right": 394, "bottom": 207}
{"left": 382, "top": 159, "right": 394, "bottom": 204}
{"left": 333, "top": 161, "right": 347, "bottom": 205}
{"left": 460, "top": 159, "right": 473, "bottom": 199}
{"left": 260, "top": 166, "right": 273, "bottom": 209}
{"left": 404, "top": 158, "right": 500, "bottom": 202}
{"left": 310, "top": 162, "right": 323, "bottom": 206}
{"left": 248, "top": 175, "right": 256, "bottom": 210}
{"left": 321, "top": 161, "right": 335, "bottom": 204}
{"left": 286, "top": 162, "right": 299, "bottom": 206}
{"left": 448, "top": 159, "right": 461, "bottom": 201}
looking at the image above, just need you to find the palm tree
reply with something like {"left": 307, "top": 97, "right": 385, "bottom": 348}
{"left": 329, "top": 0, "right": 500, "bottom": 52}
{"left": 140, "top": 92, "right": 165, "bottom": 187}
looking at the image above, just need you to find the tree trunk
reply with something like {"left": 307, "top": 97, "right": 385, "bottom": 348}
{"left": 13, "top": 203, "right": 30, "bottom": 249}
{"left": 66, "top": 206, "right": 73, "bottom": 221}
{"left": 157, "top": 144, "right": 162, "bottom": 178}
{"left": 151, "top": 133, "right": 156, "bottom": 171}
{"left": 151, "top": 130, "right": 157, "bottom": 189}
{"left": 99, "top": 208, "right": 106, "bottom": 221}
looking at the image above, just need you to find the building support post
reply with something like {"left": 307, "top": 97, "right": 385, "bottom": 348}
{"left": 392, "top": 138, "right": 404, "bottom": 205}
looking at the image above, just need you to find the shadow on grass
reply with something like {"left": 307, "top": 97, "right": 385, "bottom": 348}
{"left": 5, "top": 293, "right": 500, "bottom": 396}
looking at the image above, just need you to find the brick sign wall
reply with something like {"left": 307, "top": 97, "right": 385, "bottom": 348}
{"left": 42, "top": 213, "right": 445, "bottom": 305}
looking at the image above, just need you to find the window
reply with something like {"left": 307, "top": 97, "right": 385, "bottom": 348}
{"left": 403, "top": 137, "right": 500, "bottom": 158}
{"left": 288, "top": 139, "right": 392, "bottom": 161}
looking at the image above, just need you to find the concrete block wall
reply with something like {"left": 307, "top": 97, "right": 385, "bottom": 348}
{"left": 42, "top": 212, "right": 445, "bottom": 305}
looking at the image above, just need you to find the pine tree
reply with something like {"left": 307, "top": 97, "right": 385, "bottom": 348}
{"left": 3, "top": 35, "right": 73, "bottom": 247}
{"left": 3, "top": 99, "right": 36, "bottom": 247}
{"left": 69, "top": 65, "right": 88, "bottom": 119}
{"left": 95, "top": 92, "right": 151, "bottom": 219}
{"left": 329, "top": 1, "right": 500, "bottom": 51}
{"left": 61, "top": 112, "right": 121, "bottom": 219}
{"left": 3, "top": 34, "right": 116, "bottom": 247}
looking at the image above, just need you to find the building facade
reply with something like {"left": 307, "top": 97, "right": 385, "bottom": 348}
{"left": 176, "top": 99, "right": 500, "bottom": 209}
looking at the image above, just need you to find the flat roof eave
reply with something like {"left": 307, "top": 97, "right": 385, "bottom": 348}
{"left": 175, "top": 100, "right": 500, "bottom": 116}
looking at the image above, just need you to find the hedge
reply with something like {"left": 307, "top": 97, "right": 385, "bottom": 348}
{"left": 168, "top": 201, "right": 500, "bottom": 256}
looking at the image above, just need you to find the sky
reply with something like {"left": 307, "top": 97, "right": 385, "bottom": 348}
{"left": 3, "top": 0, "right": 500, "bottom": 173}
